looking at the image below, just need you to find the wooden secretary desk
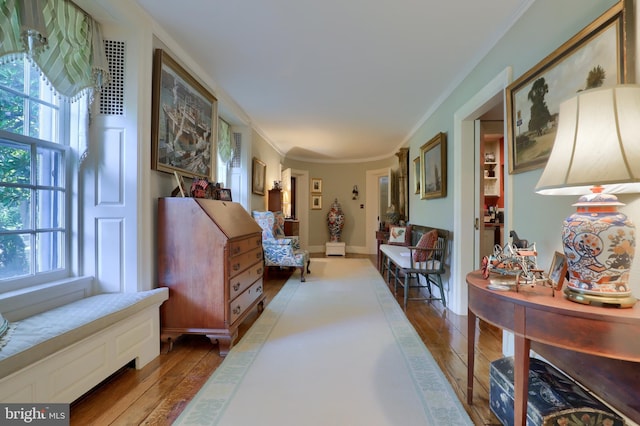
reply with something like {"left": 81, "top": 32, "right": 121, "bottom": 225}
{"left": 157, "top": 198, "right": 265, "bottom": 356}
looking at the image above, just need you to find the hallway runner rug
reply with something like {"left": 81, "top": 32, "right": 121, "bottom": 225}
{"left": 174, "top": 258, "right": 472, "bottom": 425}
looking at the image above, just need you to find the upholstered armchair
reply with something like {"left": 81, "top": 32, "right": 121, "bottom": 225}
{"left": 252, "top": 210, "right": 310, "bottom": 281}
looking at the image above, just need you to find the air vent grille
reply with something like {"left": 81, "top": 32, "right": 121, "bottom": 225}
{"left": 100, "top": 40, "right": 125, "bottom": 115}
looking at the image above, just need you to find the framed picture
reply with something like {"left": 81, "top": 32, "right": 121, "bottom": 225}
{"left": 420, "top": 132, "right": 447, "bottom": 200}
{"left": 151, "top": 49, "right": 218, "bottom": 179}
{"left": 506, "top": 0, "right": 633, "bottom": 174}
{"left": 548, "top": 251, "right": 568, "bottom": 290}
{"left": 311, "top": 195, "right": 322, "bottom": 210}
{"left": 311, "top": 178, "right": 322, "bottom": 193}
{"left": 218, "top": 188, "right": 232, "bottom": 201}
{"left": 413, "top": 156, "right": 421, "bottom": 194}
{"left": 252, "top": 158, "right": 266, "bottom": 195}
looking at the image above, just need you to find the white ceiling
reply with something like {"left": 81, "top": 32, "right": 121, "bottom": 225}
{"left": 133, "top": 0, "right": 533, "bottom": 163}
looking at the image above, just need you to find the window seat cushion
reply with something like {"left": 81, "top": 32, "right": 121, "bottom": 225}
{"left": 0, "top": 288, "right": 168, "bottom": 380}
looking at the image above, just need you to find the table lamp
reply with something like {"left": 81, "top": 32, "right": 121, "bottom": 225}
{"left": 535, "top": 85, "right": 640, "bottom": 307}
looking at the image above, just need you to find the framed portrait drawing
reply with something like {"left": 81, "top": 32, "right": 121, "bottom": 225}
{"left": 311, "top": 195, "right": 322, "bottom": 210}
{"left": 420, "top": 132, "right": 447, "bottom": 200}
{"left": 252, "top": 158, "right": 266, "bottom": 195}
{"left": 311, "top": 178, "right": 322, "bottom": 193}
{"left": 506, "top": 0, "right": 633, "bottom": 174}
{"left": 413, "top": 156, "right": 421, "bottom": 194}
{"left": 548, "top": 251, "right": 568, "bottom": 291}
{"left": 151, "top": 49, "right": 218, "bottom": 180}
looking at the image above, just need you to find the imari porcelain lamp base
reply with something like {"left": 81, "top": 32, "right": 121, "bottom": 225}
{"left": 536, "top": 85, "right": 640, "bottom": 308}
{"left": 561, "top": 190, "right": 636, "bottom": 307}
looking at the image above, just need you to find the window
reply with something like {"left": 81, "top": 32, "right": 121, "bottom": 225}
{"left": 0, "top": 58, "right": 71, "bottom": 289}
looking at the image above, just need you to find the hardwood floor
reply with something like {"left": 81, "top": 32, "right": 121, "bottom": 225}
{"left": 70, "top": 255, "right": 503, "bottom": 425}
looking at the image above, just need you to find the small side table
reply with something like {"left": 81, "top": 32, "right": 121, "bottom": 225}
{"left": 326, "top": 241, "right": 346, "bottom": 256}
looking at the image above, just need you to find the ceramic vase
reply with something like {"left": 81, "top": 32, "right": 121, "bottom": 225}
{"left": 327, "top": 198, "right": 345, "bottom": 242}
{"left": 562, "top": 192, "right": 635, "bottom": 299}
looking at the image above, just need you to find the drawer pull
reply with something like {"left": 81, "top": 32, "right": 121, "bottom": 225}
{"left": 256, "top": 252, "right": 262, "bottom": 259}
{"left": 232, "top": 246, "right": 241, "bottom": 255}
{"left": 233, "top": 283, "right": 240, "bottom": 292}
{"left": 255, "top": 239, "right": 261, "bottom": 246}
{"left": 257, "top": 268, "right": 263, "bottom": 275}
{"left": 233, "top": 263, "right": 241, "bottom": 271}
{"left": 257, "top": 285, "right": 263, "bottom": 293}
{"left": 232, "top": 305, "right": 241, "bottom": 315}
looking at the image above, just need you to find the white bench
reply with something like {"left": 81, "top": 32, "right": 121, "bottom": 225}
{"left": 0, "top": 288, "right": 168, "bottom": 403}
{"left": 379, "top": 225, "right": 449, "bottom": 309}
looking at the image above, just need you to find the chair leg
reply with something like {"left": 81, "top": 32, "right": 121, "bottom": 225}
{"left": 435, "top": 274, "right": 446, "bottom": 307}
{"left": 404, "top": 273, "right": 410, "bottom": 310}
{"left": 306, "top": 259, "right": 311, "bottom": 274}
{"left": 300, "top": 266, "right": 306, "bottom": 282}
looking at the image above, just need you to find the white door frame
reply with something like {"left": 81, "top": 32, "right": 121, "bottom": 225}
{"left": 366, "top": 167, "right": 391, "bottom": 254}
{"left": 451, "top": 67, "right": 512, "bottom": 315}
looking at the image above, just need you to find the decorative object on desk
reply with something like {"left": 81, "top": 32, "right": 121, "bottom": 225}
{"left": 509, "top": 230, "right": 529, "bottom": 249}
{"left": 311, "top": 178, "right": 322, "bottom": 193}
{"left": 252, "top": 158, "right": 266, "bottom": 195}
{"left": 486, "top": 243, "right": 542, "bottom": 289}
{"left": 351, "top": 185, "right": 359, "bottom": 200}
{"left": 326, "top": 198, "right": 345, "bottom": 242}
{"left": 547, "top": 251, "right": 567, "bottom": 292}
{"left": 420, "top": 132, "right": 447, "bottom": 199}
{"left": 535, "top": 85, "right": 640, "bottom": 308}
{"left": 218, "top": 188, "right": 232, "bottom": 201}
{"left": 172, "top": 171, "right": 186, "bottom": 197}
{"left": 311, "top": 194, "right": 322, "bottom": 210}
{"left": 151, "top": 49, "right": 217, "bottom": 180}
{"left": 190, "top": 178, "right": 212, "bottom": 198}
{"left": 506, "top": 1, "right": 632, "bottom": 174}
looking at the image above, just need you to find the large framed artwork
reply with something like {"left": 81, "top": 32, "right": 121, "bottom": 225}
{"left": 506, "top": 0, "right": 633, "bottom": 174}
{"left": 151, "top": 49, "right": 218, "bottom": 180}
{"left": 420, "top": 132, "right": 447, "bottom": 200}
{"left": 252, "top": 158, "right": 266, "bottom": 195}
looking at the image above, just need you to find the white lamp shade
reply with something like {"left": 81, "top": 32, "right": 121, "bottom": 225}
{"left": 535, "top": 85, "right": 640, "bottom": 195}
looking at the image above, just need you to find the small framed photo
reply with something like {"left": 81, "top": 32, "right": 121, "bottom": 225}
{"left": 311, "top": 178, "right": 322, "bottom": 193}
{"left": 218, "top": 188, "right": 232, "bottom": 201}
{"left": 311, "top": 195, "right": 322, "bottom": 210}
{"left": 548, "top": 251, "right": 567, "bottom": 290}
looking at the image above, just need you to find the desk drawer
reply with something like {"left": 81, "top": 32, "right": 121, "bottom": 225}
{"left": 228, "top": 246, "right": 263, "bottom": 278}
{"left": 229, "top": 261, "right": 263, "bottom": 299}
{"left": 228, "top": 234, "right": 262, "bottom": 258}
{"left": 229, "top": 279, "right": 263, "bottom": 324}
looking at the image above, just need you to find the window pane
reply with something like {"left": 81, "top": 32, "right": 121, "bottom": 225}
{"left": 35, "top": 231, "right": 64, "bottom": 273}
{"left": 0, "top": 61, "right": 25, "bottom": 93}
{"left": 36, "top": 189, "right": 64, "bottom": 229}
{"left": 31, "top": 101, "right": 59, "bottom": 142}
{"left": 36, "top": 146, "right": 64, "bottom": 187}
{"left": 0, "top": 91, "right": 25, "bottom": 135}
{"left": 0, "top": 140, "right": 31, "bottom": 184}
{"left": 0, "top": 233, "right": 31, "bottom": 279}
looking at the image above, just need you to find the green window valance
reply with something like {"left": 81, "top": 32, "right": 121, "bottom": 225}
{"left": 0, "top": 0, "right": 110, "bottom": 101}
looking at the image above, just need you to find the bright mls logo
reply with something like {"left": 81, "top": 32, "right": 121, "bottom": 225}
{"left": 1, "top": 404, "right": 69, "bottom": 425}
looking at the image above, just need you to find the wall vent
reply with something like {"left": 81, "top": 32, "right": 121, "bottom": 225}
{"left": 100, "top": 40, "right": 125, "bottom": 115}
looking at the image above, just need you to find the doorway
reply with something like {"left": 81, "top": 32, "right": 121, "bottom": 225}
{"left": 366, "top": 167, "right": 392, "bottom": 254}
{"left": 450, "top": 67, "right": 512, "bottom": 315}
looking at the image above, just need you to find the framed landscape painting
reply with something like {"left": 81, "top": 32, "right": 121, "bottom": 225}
{"left": 420, "top": 132, "right": 447, "bottom": 200}
{"left": 151, "top": 49, "right": 218, "bottom": 179}
{"left": 506, "top": 1, "right": 632, "bottom": 173}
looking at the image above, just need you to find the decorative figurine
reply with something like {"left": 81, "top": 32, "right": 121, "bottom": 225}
{"left": 327, "top": 198, "right": 345, "bottom": 242}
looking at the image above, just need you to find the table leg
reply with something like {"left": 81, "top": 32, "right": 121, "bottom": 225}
{"left": 513, "top": 306, "right": 531, "bottom": 426}
{"left": 467, "top": 308, "right": 476, "bottom": 405}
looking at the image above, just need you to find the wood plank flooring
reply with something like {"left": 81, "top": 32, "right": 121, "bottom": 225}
{"left": 70, "top": 255, "right": 503, "bottom": 425}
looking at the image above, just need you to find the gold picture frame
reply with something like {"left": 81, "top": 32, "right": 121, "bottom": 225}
{"left": 311, "top": 195, "right": 322, "bottom": 210}
{"left": 420, "top": 132, "right": 447, "bottom": 200}
{"left": 413, "top": 156, "right": 421, "bottom": 194}
{"left": 252, "top": 158, "right": 266, "bottom": 195}
{"left": 506, "top": 0, "right": 633, "bottom": 174}
{"left": 311, "top": 178, "right": 322, "bottom": 193}
{"left": 548, "top": 251, "right": 568, "bottom": 291}
{"left": 151, "top": 49, "right": 217, "bottom": 179}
